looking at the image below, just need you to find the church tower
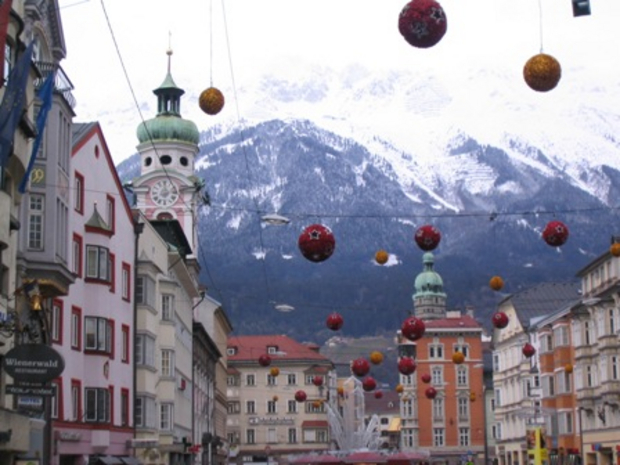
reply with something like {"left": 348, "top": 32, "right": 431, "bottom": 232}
{"left": 131, "top": 49, "right": 205, "bottom": 257}
{"left": 412, "top": 252, "right": 447, "bottom": 320}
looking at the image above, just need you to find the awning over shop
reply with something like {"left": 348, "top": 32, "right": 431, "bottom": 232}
{"left": 301, "top": 420, "right": 329, "bottom": 428}
{"left": 387, "top": 418, "right": 401, "bottom": 432}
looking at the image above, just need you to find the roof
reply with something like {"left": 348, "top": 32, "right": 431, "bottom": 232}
{"left": 424, "top": 314, "right": 482, "bottom": 330}
{"left": 363, "top": 391, "right": 401, "bottom": 414}
{"left": 150, "top": 219, "right": 192, "bottom": 258}
{"left": 227, "top": 335, "right": 333, "bottom": 364}
{"left": 498, "top": 281, "right": 581, "bottom": 328}
{"left": 301, "top": 420, "right": 328, "bottom": 428}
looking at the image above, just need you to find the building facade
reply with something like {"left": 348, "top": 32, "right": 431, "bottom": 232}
{"left": 226, "top": 335, "right": 336, "bottom": 464}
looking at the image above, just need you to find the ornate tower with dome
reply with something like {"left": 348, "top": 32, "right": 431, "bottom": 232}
{"left": 130, "top": 49, "right": 205, "bottom": 257}
{"left": 413, "top": 252, "right": 447, "bottom": 320}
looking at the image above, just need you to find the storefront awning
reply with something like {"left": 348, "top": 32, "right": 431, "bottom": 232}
{"left": 387, "top": 418, "right": 401, "bottom": 432}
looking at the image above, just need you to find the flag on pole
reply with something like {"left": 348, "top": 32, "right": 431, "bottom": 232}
{"left": 0, "top": 41, "right": 33, "bottom": 168}
{"left": 0, "top": 0, "right": 13, "bottom": 86}
{"left": 19, "top": 70, "right": 54, "bottom": 193}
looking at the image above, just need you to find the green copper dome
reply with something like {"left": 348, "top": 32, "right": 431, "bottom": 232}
{"left": 136, "top": 70, "right": 199, "bottom": 145}
{"left": 414, "top": 252, "right": 447, "bottom": 297}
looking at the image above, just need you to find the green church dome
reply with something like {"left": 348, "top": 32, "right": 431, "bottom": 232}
{"left": 414, "top": 252, "right": 447, "bottom": 297}
{"left": 137, "top": 115, "right": 199, "bottom": 145}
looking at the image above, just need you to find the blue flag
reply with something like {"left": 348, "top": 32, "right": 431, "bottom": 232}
{"left": 18, "top": 71, "right": 55, "bottom": 193}
{"left": 0, "top": 41, "right": 34, "bottom": 168}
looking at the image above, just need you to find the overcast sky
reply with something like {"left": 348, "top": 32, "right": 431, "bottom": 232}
{"left": 59, "top": 0, "right": 619, "bottom": 165}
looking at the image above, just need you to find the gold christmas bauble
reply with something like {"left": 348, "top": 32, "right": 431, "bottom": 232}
{"left": 452, "top": 351, "right": 465, "bottom": 365}
{"left": 523, "top": 53, "right": 562, "bottom": 92}
{"left": 199, "top": 87, "right": 225, "bottom": 115}
{"left": 565, "top": 363, "right": 573, "bottom": 374}
{"left": 370, "top": 351, "right": 384, "bottom": 365}
{"left": 395, "top": 383, "right": 404, "bottom": 394}
{"left": 469, "top": 392, "right": 476, "bottom": 402}
{"left": 312, "top": 400, "right": 323, "bottom": 408}
{"left": 611, "top": 243, "right": 620, "bottom": 257}
{"left": 270, "top": 367, "right": 280, "bottom": 377}
{"left": 375, "top": 250, "right": 389, "bottom": 265}
{"left": 489, "top": 275, "right": 504, "bottom": 291}
{"left": 272, "top": 395, "right": 279, "bottom": 401}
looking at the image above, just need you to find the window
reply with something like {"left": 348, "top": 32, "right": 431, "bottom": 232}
{"left": 459, "top": 428, "right": 470, "bottom": 446}
{"left": 106, "top": 194, "right": 115, "bottom": 232}
{"left": 85, "top": 245, "right": 110, "bottom": 282}
{"left": 121, "top": 389, "right": 129, "bottom": 426}
{"left": 305, "top": 375, "right": 315, "bottom": 385}
{"left": 51, "top": 300, "right": 63, "bottom": 344}
{"left": 161, "top": 350, "right": 175, "bottom": 377}
{"left": 267, "top": 428, "right": 277, "bottom": 443}
{"left": 433, "top": 428, "right": 445, "bottom": 447}
{"left": 402, "top": 398, "right": 413, "bottom": 417}
{"left": 540, "top": 334, "right": 553, "bottom": 353}
{"left": 267, "top": 374, "right": 277, "bottom": 386}
{"left": 458, "top": 397, "right": 469, "bottom": 420}
{"left": 85, "top": 387, "right": 110, "bottom": 423}
{"left": 121, "top": 325, "right": 130, "bottom": 363}
{"left": 542, "top": 375, "right": 555, "bottom": 397}
{"left": 72, "top": 234, "right": 83, "bottom": 277}
{"left": 432, "top": 397, "right": 444, "bottom": 421}
{"left": 227, "top": 347, "right": 237, "bottom": 356}
{"left": 288, "top": 400, "right": 297, "bottom": 413}
{"left": 586, "top": 365, "right": 594, "bottom": 387}
{"left": 227, "top": 402, "right": 240, "bottom": 414}
{"left": 246, "top": 429, "right": 256, "bottom": 444}
{"left": 246, "top": 374, "right": 255, "bottom": 386}
{"left": 306, "top": 401, "right": 324, "bottom": 414}
{"left": 246, "top": 401, "right": 256, "bottom": 414}
{"left": 457, "top": 366, "right": 468, "bottom": 387}
{"left": 317, "top": 430, "right": 328, "bottom": 443}
{"left": 584, "top": 321, "right": 591, "bottom": 345}
{"left": 135, "top": 334, "right": 156, "bottom": 368}
{"left": 84, "top": 317, "right": 112, "bottom": 353}
{"left": 558, "top": 411, "right": 573, "bottom": 435}
{"left": 431, "top": 366, "right": 443, "bottom": 385}
{"left": 429, "top": 344, "right": 444, "bottom": 359}
{"left": 553, "top": 326, "right": 569, "bottom": 347}
{"left": 494, "top": 389, "right": 501, "bottom": 407}
{"left": 71, "top": 306, "right": 82, "bottom": 350}
{"left": 493, "top": 353, "right": 500, "bottom": 371}
{"left": 27, "top": 194, "right": 44, "bottom": 250}
{"left": 287, "top": 373, "right": 297, "bottom": 385}
{"left": 612, "top": 356, "right": 620, "bottom": 380}
{"left": 288, "top": 428, "right": 297, "bottom": 443}
{"left": 121, "top": 263, "right": 131, "bottom": 301}
{"left": 161, "top": 294, "right": 174, "bottom": 321}
{"left": 74, "top": 171, "right": 84, "bottom": 214}
{"left": 454, "top": 345, "right": 469, "bottom": 357}
{"left": 160, "top": 403, "right": 173, "bottom": 431}
{"left": 56, "top": 199, "right": 69, "bottom": 263}
{"left": 51, "top": 379, "right": 62, "bottom": 420}
{"left": 227, "top": 376, "right": 239, "bottom": 386}
{"left": 108, "top": 253, "right": 115, "bottom": 293}
{"left": 609, "top": 309, "right": 617, "bottom": 335}
{"left": 71, "top": 379, "right": 81, "bottom": 421}
{"left": 135, "top": 396, "right": 157, "bottom": 428}
{"left": 557, "top": 371, "right": 572, "bottom": 394}
{"left": 267, "top": 346, "right": 278, "bottom": 354}
{"left": 136, "top": 275, "right": 156, "bottom": 307}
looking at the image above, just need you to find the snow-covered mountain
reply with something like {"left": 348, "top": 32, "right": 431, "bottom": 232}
{"left": 118, "top": 62, "right": 620, "bottom": 340}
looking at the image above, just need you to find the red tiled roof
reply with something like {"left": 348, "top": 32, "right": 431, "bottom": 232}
{"left": 424, "top": 314, "right": 482, "bottom": 329}
{"left": 227, "top": 367, "right": 240, "bottom": 375}
{"left": 227, "top": 335, "right": 332, "bottom": 363}
{"left": 301, "top": 420, "right": 328, "bottom": 428}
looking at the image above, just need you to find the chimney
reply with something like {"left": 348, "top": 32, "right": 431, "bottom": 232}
{"left": 465, "top": 306, "right": 475, "bottom": 318}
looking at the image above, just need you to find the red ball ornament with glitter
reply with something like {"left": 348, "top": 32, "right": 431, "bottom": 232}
{"left": 294, "top": 390, "right": 307, "bottom": 402}
{"left": 298, "top": 224, "right": 336, "bottom": 262}
{"left": 542, "top": 220, "right": 569, "bottom": 247}
{"left": 421, "top": 373, "right": 431, "bottom": 384}
{"left": 312, "top": 376, "right": 324, "bottom": 387}
{"left": 374, "top": 390, "right": 383, "bottom": 399}
{"left": 362, "top": 376, "right": 377, "bottom": 392}
{"left": 258, "top": 354, "right": 272, "bottom": 367}
{"left": 414, "top": 224, "right": 441, "bottom": 251}
{"left": 398, "top": 0, "right": 447, "bottom": 49}
{"left": 326, "top": 312, "right": 344, "bottom": 331}
{"left": 425, "top": 386, "right": 438, "bottom": 399}
{"left": 351, "top": 358, "right": 371, "bottom": 377}
{"left": 492, "top": 312, "right": 509, "bottom": 329}
{"left": 401, "top": 315, "right": 426, "bottom": 341}
{"left": 522, "top": 343, "right": 536, "bottom": 358}
{"left": 398, "top": 357, "right": 417, "bottom": 376}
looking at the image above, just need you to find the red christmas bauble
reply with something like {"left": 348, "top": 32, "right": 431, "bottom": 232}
{"left": 425, "top": 386, "right": 438, "bottom": 399}
{"left": 398, "top": 0, "right": 447, "bottom": 49}
{"left": 542, "top": 220, "right": 569, "bottom": 247}
{"left": 351, "top": 358, "right": 371, "bottom": 377}
{"left": 298, "top": 224, "right": 336, "bottom": 262}
{"left": 414, "top": 224, "right": 441, "bottom": 251}
{"left": 295, "top": 390, "right": 307, "bottom": 402}
{"left": 362, "top": 376, "right": 377, "bottom": 392}
{"left": 398, "top": 357, "right": 417, "bottom": 376}
{"left": 326, "top": 312, "right": 344, "bottom": 331}
{"left": 492, "top": 312, "right": 509, "bottom": 329}
{"left": 258, "top": 354, "right": 272, "bottom": 367}
{"left": 522, "top": 343, "right": 536, "bottom": 358}
{"left": 401, "top": 316, "right": 426, "bottom": 341}
{"left": 374, "top": 390, "right": 383, "bottom": 399}
{"left": 421, "top": 373, "right": 431, "bottom": 384}
{"left": 312, "top": 375, "right": 324, "bottom": 387}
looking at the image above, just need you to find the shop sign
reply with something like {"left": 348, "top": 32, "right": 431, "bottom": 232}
{"left": 3, "top": 344, "right": 65, "bottom": 383}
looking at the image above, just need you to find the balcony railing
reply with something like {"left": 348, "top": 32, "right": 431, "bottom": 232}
{"left": 34, "top": 61, "right": 76, "bottom": 109}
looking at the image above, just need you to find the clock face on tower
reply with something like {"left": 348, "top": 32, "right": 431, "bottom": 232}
{"left": 150, "top": 179, "right": 179, "bottom": 207}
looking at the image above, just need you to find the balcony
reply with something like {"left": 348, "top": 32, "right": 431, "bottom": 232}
{"left": 34, "top": 61, "right": 76, "bottom": 109}
{"left": 576, "top": 386, "right": 598, "bottom": 401}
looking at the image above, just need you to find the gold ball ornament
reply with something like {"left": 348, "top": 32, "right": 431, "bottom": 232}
{"left": 375, "top": 250, "right": 389, "bottom": 265}
{"left": 337, "top": 386, "right": 344, "bottom": 396}
{"left": 199, "top": 87, "right": 225, "bottom": 115}
{"left": 312, "top": 400, "right": 323, "bottom": 408}
{"left": 395, "top": 383, "right": 404, "bottom": 394}
{"left": 270, "top": 367, "right": 280, "bottom": 377}
{"left": 489, "top": 275, "right": 504, "bottom": 291}
{"left": 452, "top": 351, "right": 465, "bottom": 365}
{"left": 611, "top": 243, "right": 620, "bottom": 257}
{"left": 370, "top": 351, "right": 384, "bottom": 365}
{"left": 272, "top": 395, "right": 279, "bottom": 401}
{"left": 469, "top": 391, "right": 476, "bottom": 402}
{"left": 523, "top": 53, "right": 562, "bottom": 92}
{"left": 565, "top": 363, "right": 573, "bottom": 374}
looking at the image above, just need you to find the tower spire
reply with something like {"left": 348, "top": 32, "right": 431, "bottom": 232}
{"left": 167, "top": 31, "right": 173, "bottom": 74}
